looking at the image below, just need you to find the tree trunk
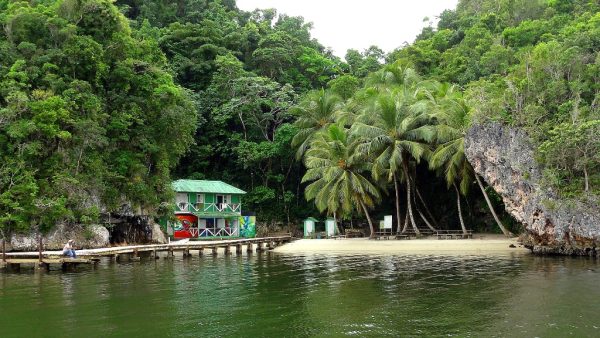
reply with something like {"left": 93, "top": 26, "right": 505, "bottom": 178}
{"left": 393, "top": 172, "right": 402, "bottom": 235}
{"left": 333, "top": 212, "right": 341, "bottom": 235}
{"left": 38, "top": 235, "right": 43, "bottom": 263}
{"left": 360, "top": 201, "right": 375, "bottom": 238}
{"left": 583, "top": 166, "right": 589, "bottom": 192}
{"left": 402, "top": 209, "right": 409, "bottom": 233}
{"left": 415, "top": 187, "right": 440, "bottom": 229}
{"left": 454, "top": 184, "right": 467, "bottom": 235}
{"left": 416, "top": 207, "right": 436, "bottom": 232}
{"left": 475, "top": 174, "right": 513, "bottom": 237}
{"left": 412, "top": 181, "right": 436, "bottom": 232}
{"left": 402, "top": 161, "right": 420, "bottom": 236}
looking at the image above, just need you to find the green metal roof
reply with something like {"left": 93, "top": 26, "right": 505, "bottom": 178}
{"left": 172, "top": 179, "right": 246, "bottom": 194}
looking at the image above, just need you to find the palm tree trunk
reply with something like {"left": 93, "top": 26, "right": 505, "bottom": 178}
{"left": 393, "top": 172, "right": 402, "bottom": 234}
{"left": 454, "top": 184, "right": 467, "bottom": 235}
{"left": 475, "top": 174, "right": 513, "bottom": 237}
{"left": 416, "top": 207, "right": 436, "bottom": 232}
{"left": 402, "top": 209, "right": 409, "bottom": 233}
{"left": 415, "top": 187, "right": 439, "bottom": 229}
{"left": 412, "top": 180, "right": 436, "bottom": 232}
{"left": 402, "top": 161, "right": 420, "bottom": 236}
{"left": 359, "top": 201, "right": 375, "bottom": 238}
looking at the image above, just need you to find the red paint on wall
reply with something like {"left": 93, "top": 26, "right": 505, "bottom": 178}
{"left": 174, "top": 214, "right": 198, "bottom": 239}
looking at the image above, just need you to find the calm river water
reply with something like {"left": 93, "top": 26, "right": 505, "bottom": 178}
{"left": 1, "top": 252, "right": 599, "bottom": 337}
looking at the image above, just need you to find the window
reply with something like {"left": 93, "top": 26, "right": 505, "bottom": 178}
{"left": 176, "top": 193, "right": 188, "bottom": 204}
{"left": 196, "top": 194, "right": 205, "bottom": 203}
{"left": 176, "top": 193, "right": 188, "bottom": 210}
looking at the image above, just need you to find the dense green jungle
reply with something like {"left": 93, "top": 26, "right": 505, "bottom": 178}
{"left": 0, "top": 0, "right": 598, "bottom": 238}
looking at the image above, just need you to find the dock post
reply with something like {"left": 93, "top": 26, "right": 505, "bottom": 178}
{"left": 224, "top": 246, "right": 231, "bottom": 255}
{"left": 2, "top": 238, "right": 5, "bottom": 263}
{"left": 198, "top": 248, "right": 204, "bottom": 256}
{"left": 267, "top": 241, "right": 274, "bottom": 250}
{"left": 212, "top": 247, "right": 218, "bottom": 256}
{"left": 256, "top": 242, "right": 264, "bottom": 252}
{"left": 131, "top": 249, "right": 141, "bottom": 262}
{"left": 236, "top": 244, "right": 242, "bottom": 255}
{"left": 153, "top": 249, "right": 158, "bottom": 259}
{"left": 38, "top": 262, "right": 50, "bottom": 271}
{"left": 184, "top": 247, "right": 190, "bottom": 258}
{"left": 246, "top": 243, "right": 253, "bottom": 253}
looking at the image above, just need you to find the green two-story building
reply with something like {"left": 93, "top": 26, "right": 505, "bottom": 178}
{"left": 169, "top": 179, "right": 250, "bottom": 238}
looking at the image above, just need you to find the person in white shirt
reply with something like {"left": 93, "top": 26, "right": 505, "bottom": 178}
{"left": 63, "top": 240, "right": 76, "bottom": 258}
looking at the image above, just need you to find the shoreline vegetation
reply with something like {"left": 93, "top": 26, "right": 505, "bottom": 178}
{"left": 274, "top": 235, "right": 529, "bottom": 255}
{"left": 1, "top": 0, "right": 598, "bottom": 248}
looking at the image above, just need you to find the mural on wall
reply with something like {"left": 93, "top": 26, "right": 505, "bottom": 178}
{"left": 174, "top": 214, "right": 198, "bottom": 238}
{"left": 239, "top": 216, "right": 256, "bottom": 238}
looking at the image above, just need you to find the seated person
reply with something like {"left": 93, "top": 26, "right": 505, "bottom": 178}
{"left": 63, "top": 240, "right": 77, "bottom": 258}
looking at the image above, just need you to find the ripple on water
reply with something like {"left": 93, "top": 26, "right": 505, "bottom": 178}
{"left": 0, "top": 253, "right": 599, "bottom": 337}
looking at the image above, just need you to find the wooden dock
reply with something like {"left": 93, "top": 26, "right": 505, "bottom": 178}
{"left": 1, "top": 236, "right": 292, "bottom": 270}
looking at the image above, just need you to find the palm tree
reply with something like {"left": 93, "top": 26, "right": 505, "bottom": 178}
{"left": 291, "top": 89, "right": 343, "bottom": 159}
{"left": 428, "top": 84, "right": 514, "bottom": 237}
{"left": 352, "top": 86, "right": 435, "bottom": 236}
{"left": 302, "top": 124, "right": 381, "bottom": 237}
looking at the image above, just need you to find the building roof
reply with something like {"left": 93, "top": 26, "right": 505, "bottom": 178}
{"left": 173, "top": 179, "right": 246, "bottom": 194}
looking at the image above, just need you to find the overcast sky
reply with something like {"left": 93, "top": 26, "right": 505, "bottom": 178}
{"left": 236, "top": 0, "right": 459, "bottom": 58}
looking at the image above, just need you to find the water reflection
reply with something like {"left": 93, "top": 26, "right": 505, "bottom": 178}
{"left": 0, "top": 253, "right": 598, "bottom": 337}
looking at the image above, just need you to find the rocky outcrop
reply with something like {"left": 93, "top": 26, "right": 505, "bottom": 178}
{"left": 9, "top": 224, "right": 110, "bottom": 251}
{"left": 5, "top": 208, "right": 168, "bottom": 251}
{"left": 465, "top": 123, "right": 600, "bottom": 256}
{"left": 107, "top": 215, "right": 167, "bottom": 244}
{"left": 151, "top": 221, "right": 168, "bottom": 244}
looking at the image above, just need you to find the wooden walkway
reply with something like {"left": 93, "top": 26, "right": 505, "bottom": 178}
{"left": 1, "top": 236, "right": 292, "bottom": 270}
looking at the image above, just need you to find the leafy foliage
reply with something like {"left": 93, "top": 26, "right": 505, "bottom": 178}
{"left": 0, "top": 0, "right": 196, "bottom": 235}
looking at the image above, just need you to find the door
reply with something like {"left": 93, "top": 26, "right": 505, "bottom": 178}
{"left": 305, "top": 220, "right": 314, "bottom": 236}
{"left": 326, "top": 220, "right": 335, "bottom": 236}
{"left": 216, "top": 195, "right": 224, "bottom": 210}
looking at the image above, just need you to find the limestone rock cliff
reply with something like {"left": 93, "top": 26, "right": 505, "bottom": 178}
{"left": 9, "top": 224, "right": 110, "bottom": 251}
{"left": 465, "top": 123, "right": 600, "bottom": 255}
{"left": 5, "top": 204, "right": 168, "bottom": 251}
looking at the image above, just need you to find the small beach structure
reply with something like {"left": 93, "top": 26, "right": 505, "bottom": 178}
{"left": 303, "top": 217, "right": 338, "bottom": 238}
{"left": 303, "top": 217, "right": 318, "bottom": 237}
{"left": 325, "top": 218, "right": 338, "bottom": 237}
{"left": 166, "top": 179, "right": 253, "bottom": 239}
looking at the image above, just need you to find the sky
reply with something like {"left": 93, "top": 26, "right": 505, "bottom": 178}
{"left": 236, "top": 0, "right": 459, "bottom": 58}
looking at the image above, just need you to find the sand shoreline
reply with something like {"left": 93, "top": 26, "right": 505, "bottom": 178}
{"left": 273, "top": 234, "right": 530, "bottom": 255}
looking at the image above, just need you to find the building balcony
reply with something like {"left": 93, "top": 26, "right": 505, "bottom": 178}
{"left": 175, "top": 202, "right": 242, "bottom": 215}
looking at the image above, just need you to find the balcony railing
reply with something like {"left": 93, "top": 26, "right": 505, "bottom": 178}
{"left": 176, "top": 202, "right": 242, "bottom": 214}
{"left": 199, "top": 227, "right": 239, "bottom": 237}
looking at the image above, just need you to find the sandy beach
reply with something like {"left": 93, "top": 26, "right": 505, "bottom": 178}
{"left": 273, "top": 234, "right": 530, "bottom": 255}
